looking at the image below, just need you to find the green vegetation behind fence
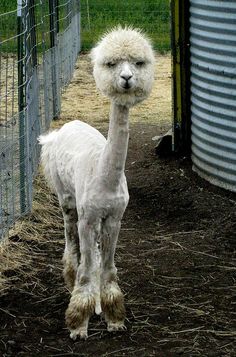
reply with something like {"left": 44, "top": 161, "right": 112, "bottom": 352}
{"left": 1, "top": 1, "right": 170, "bottom": 53}
{"left": 80, "top": 0, "right": 170, "bottom": 52}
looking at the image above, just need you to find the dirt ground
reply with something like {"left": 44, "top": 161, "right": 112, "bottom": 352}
{"left": 0, "top": 54, "right": 236, "bottom": 357}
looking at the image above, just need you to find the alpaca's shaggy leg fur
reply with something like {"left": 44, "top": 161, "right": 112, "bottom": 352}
{"left": 61, "top": 199, "right": 79, "bottom": 292}
{"left": 101, "top": 217, "right": 126, "bottom": 331}
{"left": 65, "top": 285, "right": 96, "bottom": 340}
{"left": 65, "top": 217, "right": 101, "bottom": 339}
{"left": 62, "top": 251, "right": 77, "bottom": 292}
{"left": 101, "top": 281, "right": 126, "bottom": 331}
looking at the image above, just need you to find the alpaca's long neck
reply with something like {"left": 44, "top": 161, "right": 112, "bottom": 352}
{"left": 97, "top": 102, "right": 129, "bottom": 189}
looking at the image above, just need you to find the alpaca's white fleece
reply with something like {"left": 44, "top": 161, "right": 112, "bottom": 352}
{"left": 39, "top": 120, "right": 106, "bottom": 198}
{"left": 91, "top": 26, "right": 155, "bottom": 107}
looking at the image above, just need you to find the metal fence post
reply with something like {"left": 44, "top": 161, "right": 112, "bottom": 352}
{"left": 17, "top": 0, "right": 26, "bottom": 214}
{"left": 27, "top": 0, "right": 40, "bottom": 205}
{"left": 55, "top": 0, "right": 59, "bottom": 33}
{"left": 171, "top": 0, "right": 191, "bottom": 154}
{"left": 49, "top": 0, "right": 60, "bottom": 119}
{"left": 29, "top": 0, "right": 37, "bottom": 67}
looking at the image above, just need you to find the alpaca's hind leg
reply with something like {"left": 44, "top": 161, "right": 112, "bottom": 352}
{"left": 66, "top": 218, "right": 100, "bottom": 340}
{"left": 61, "top": 196, "right": 79, "bottom": 292}
{"left": 100, "top": 217, "right": 126, "bottom": 332}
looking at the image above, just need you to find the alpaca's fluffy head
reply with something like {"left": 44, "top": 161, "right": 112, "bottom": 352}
{"left": 91, "top": 27, "right": 155, "bottom": 107}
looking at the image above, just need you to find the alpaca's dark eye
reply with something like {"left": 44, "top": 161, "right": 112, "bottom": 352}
{"left": 107, "top": 62, "right": 116, "bottom": 68}
{"left": 136, "top": 61, "right": 145, "bottom": 66}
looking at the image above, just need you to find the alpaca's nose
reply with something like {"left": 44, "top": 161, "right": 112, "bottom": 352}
{"left": 120, "top": 73, "right": 133, "bottom": 81}
{"left": 120, "top": 65, "right": 133, "bottom": 82}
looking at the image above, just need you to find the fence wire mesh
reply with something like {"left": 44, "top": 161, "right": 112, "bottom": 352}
{"left": 0, "top": 0, "right": 80, "bottom": 238}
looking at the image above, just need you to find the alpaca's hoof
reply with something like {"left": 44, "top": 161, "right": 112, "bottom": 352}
{"left": 101, "top": 281, "right": 126, "bottom": 325}
{"left": 66, "top": 288, "right": 96, "bottom": 341}
{"left": 69, "top": 328, "right": 88, "bottom": 340}
{"left": 107, "top": 321, "right": 126, "bottom": 332}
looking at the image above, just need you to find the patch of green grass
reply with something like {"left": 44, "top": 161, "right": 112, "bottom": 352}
{"left": 80, "top": 0, "right": 170, "bottom": 52}
{"left": 0, "top": 1, "right": 18, "bottom": 52}
{"left": 0, "top": 0, "right": 170, "bottom": 53}
{"left": 0, "top": 1, "right": 63, "bottom": 53}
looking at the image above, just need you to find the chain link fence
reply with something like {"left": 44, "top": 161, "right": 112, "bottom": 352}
{"left": 0, "top": 0, "right": 80, "bottom": 239}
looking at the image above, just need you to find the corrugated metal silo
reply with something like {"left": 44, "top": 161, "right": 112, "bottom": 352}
{"left": 190, "top": 0, "right": 236, "bottom": 192}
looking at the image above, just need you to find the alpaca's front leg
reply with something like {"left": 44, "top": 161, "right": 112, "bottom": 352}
{"left": 61, "top": 204, "right": 79, "bottom": 292}
{"left": 66, "top": 218, "right": 100, "bottom": 340}
{"left": 101, "top": 217, "right": 126, "bottom": 332}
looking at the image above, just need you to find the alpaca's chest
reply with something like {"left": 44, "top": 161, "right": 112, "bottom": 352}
{"left": 78, "top": 181, "right": 129, "bottom": 221}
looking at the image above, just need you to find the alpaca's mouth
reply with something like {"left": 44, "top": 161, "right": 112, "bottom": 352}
{"left": 121, "top": 83, "right": 133, "bottom": 91}
{"left": 117, "top": 81, "right": 135, "bottom": 94}
{"left": 123, "top": 82, "right": 131, "bottom": 90}
{"left": 118, "top": 78, "right": 134, "bottom": 91}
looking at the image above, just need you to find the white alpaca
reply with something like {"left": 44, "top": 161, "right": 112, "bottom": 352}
{"left": 39, "top": 27, "right": 155, "bottom": 340}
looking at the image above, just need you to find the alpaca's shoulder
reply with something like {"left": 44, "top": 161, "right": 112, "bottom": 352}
{"left": 54, "top": 120, "right": 106, "bottom": 155}
{"left": 60, "top": 120, "right": 105, "bottom": 140}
